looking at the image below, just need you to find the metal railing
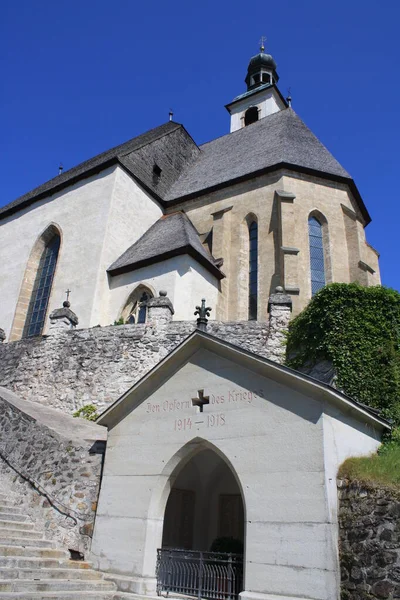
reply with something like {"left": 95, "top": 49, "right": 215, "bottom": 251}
{"left": 156, "top": 548, "right": 243, "bottom": 600}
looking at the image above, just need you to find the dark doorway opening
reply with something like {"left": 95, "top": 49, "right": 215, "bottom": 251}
{"left": 158, "top": 448, "right": 245, "bottom": 599}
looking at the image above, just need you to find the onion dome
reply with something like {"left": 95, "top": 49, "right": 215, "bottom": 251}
{"left": 245, "top": 41, "right": 279, "bottom": 91}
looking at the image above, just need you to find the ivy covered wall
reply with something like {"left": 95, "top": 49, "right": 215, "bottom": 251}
{"left": 286, "top": 283, "right": 400, "bottom": 425}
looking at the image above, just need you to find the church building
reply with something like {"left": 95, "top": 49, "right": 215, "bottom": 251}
{"left": 0, "top": 45, "right": 388, "bottom": 600}
{"left": 0, "top": 43, "right": 380, "bottom": 341}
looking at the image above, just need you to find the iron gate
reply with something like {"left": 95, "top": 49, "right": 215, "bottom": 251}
{"left": 156, "top": 548, "right": 243, "bottom": 600}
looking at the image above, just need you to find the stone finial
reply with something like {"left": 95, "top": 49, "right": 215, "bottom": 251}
{"left": 0, "top": 328, "right": 5, "bottom": 343}
{"left": 147, "top": 291, "right": 174, "bottom": 326}
{"left": 267, "top": 286, "right": 292, "bottom": 313}
{"left": 48, "top": 302, "right": 79, "bottom": 334}
{"left": 194, "top": 298, "right": 212, "bottom": 332}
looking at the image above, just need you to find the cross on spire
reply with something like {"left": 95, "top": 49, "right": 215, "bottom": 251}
{"left": 259, "top": 36, "right": 267, "bottom": 52}
{"left": 65, "top": 289, "right": 71, "bottom": 302}
{"left": 191, "top": 389, "right": 210, "bottom": 413}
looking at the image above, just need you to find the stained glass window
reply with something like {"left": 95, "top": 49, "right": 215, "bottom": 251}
{"left": 308, "top": 217, "right": 326, "bottom": 296}
{"left": 248, "top": 221, "right": 258, "bottom": 320}
{"left": 24, "top": 235, "right": 60, "bottom": 337}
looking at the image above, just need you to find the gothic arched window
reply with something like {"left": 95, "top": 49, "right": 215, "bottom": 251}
{"left": 120, "top": 286, "right": 153, "bottom": 325}
{"left": 308, "top": 216, "right": 326, "bottom": 296}
{"left": 248, "top": 221, "right": 258, "bottom": 320}
{"left": 127, "top": 291, "right": 151, "bottom": 324}
{"left": 24, "top": 233, "right": 61, "bottom": 337}
{"left": 244, "top": 107, "right": 259, "bottom": 126}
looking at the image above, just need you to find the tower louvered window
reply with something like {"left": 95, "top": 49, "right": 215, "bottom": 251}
{"left": 24, "top": 235, "right": 60, "bottom": 337}
{"left": 308, "top": 217, "right": 326, "bottom": 296}
{"left": 248, "top": 221, "right": 258, "bottom": 320}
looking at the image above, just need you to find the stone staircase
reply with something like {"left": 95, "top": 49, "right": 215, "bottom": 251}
{"left": 0, "top": 491, "right": 137, "bottom": 599}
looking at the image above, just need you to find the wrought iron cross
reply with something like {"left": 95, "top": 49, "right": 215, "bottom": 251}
{"left": 191, "top": 389, "right": 210, "bottom": 413}
{"left": 65, "top": 289, "right": 71, "bottom": 302}
{"left": 194, "top": 298, "right": 211, "bottom": 331}
{"left": 259, "top": 36, "right": 267, "bottom": 52}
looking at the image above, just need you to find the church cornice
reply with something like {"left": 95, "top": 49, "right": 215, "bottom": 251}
{"left": 166, "top": 161, "right": 371, "bottom": 226}
{"left": 225, "top": 83, "right": 288, "bottom": 111}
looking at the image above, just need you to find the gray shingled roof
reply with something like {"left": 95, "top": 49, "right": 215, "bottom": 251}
{"left": 166, "top": 108, "right": 351, "bottom": 201}
{"left": 0, "top": 122, "right": 199, "bottom": 220}
{"left": 108, "top": 212, "right": 224, "bottom": 279}
{"left": 1, "top": 106, "right": 370, "bottom": 224}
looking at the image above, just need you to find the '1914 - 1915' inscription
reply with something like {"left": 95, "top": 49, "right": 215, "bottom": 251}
{"left": 174, "top": 414, "right": 225, "bottom": 431}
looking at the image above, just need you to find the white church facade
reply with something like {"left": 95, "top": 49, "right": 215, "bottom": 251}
{"left": 0, "top": 44, "right": 380, "bottom": 342}
{"left": 90, "top": 331, "right": 387, "bottom": 600}
{"left": 0, "top": 45, "right": 389, "bottom": 600}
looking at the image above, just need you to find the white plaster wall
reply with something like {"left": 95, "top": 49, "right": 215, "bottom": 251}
{"left": 322, "top": 406, "right": 382, "bottom": 527}
{"left": 320, "top": 407, "right": 383, "bottom": 595}
{"left": 108, "top": 255, "right": 219, "bottom": 323}
{"left": 0, "top": 168, "right": 117, "bottom": 339}
{"left": 229, "top": 89, "right": 285, "bottom": 132}
{"left": 91, "top": 349, "right": 341, "bottom": 600}
{"left": 91, "top": 166, "right": 163, "bottom": 325}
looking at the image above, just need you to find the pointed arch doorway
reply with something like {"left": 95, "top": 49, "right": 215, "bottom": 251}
{"left": 157, "top": 447, "right": 245, "bottom": 599}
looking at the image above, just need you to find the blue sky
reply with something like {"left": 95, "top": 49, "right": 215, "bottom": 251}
{"left": 1, "top": 0, "right": 399, "bottom": 290}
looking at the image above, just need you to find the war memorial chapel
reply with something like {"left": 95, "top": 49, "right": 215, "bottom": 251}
{"left": 0, "top": 45, "right": 390, "bottom": 600}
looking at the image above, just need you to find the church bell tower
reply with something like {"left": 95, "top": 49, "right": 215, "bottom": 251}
{"left": 226, "top": 40, "right": 287, "bottom": 133}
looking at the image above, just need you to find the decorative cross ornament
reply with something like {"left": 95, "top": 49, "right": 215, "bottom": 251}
{"left": 259, "top": 36, "right": 267, "bottom": 52}
{"left": 63, "top": 288, "right": 72, "bottom": 308}
{"left": 191, "top": 389, "right": 210, "bottom": 413}
{"left": 194, "top": 298, "right": 211, "bottom": 331}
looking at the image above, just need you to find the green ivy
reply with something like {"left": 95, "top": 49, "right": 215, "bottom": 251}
{"left": 286, "top": 283, "right": 400, "bottom": 425}
{"left": 73, "top": 404, "right": 99, "bottom": 422}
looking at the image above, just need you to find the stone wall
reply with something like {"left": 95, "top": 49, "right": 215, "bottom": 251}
{"left": 0, "top": 320, "right": 278, "bottom": 413}
{"left": 339, "top": 479, "right": 400, "bottom": 599}
{"left": 0, "top": 387, "right": 106, "bottom": 554}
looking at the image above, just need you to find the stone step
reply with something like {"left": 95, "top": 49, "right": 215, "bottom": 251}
{"left": 0, "top": 567, "right": 106, "bottom": 580}
{"left": 0, "top": 507, "right": 24, "bottom": 515}
{"left": 0, "top": 502, "right": 19, "bottom": 509}
{"left": 0, "top": 495, "right": 16, "bottom": 502}
{"left": 0, "top": 546, "right": 62, "bottom": 558}
{"left": 0, "top": 514, "right": 29, "bottom": 523}
{"left": 0, "top": 537, "right": 52, "bottom": 548}
{"left": 0, "top": 557, "right": 92, "bottom": 569}
{"left": 0, "top": 520, "right": 35, "bottom": 531}
{"left": 113, "top": 595, "right": 157, "bottom": 600}
{"left": 0, "top": 579, "right": 116, "bottom": 592}
{"left": 0, "top": 593, "right": 116, "bottom": 599}
{"left": 0, "top": 527, "right": 43, "bottom": 539}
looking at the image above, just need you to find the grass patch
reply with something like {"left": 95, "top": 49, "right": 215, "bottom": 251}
{"left": 338, "top": 444, "right": 400, "bottom": 492}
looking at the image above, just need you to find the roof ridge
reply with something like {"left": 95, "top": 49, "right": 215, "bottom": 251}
{"left": 117, "top": 122, "right": 182, "bottom": 158}
{"left": 180, "top": 211, "right": 198, "bottom": 246}
{"left": 282, "top": 108, "right": 352, "bottom": 177}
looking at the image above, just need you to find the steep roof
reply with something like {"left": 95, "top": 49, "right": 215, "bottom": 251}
{"left": 167, "top": 108, "right": 349, "bottom": 199}
{"left": 0, "top": 121, "right": 199, "bottom": 220}
{"left": 1, "top": 107, "right": 370, "bottom": 224}
{"left": 108, "top": 211, "right": 224, "bottom": 280}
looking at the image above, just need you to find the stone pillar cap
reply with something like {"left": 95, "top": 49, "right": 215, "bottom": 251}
{"left": 268, "top": 286, "right": 292, "bottom": 312}
{"left": 146, "top": 291, "right": 175, "bottom": 315}
{"left": 49, "top": 305, "right": 79, "bottom": 326}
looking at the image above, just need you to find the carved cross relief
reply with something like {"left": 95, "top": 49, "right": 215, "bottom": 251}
{"left": 191, "top": 389, "right": 210, "bottom": 413}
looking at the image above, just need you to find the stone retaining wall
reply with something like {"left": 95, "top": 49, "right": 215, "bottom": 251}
{"left": 0, "top": 387, "right": 106, "bottom": 554}
{"left": 0, "top": 320, "right": 276, "bottom": 413}
{"left": 339, "top": 479, "right": 400, "bottom": 599}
